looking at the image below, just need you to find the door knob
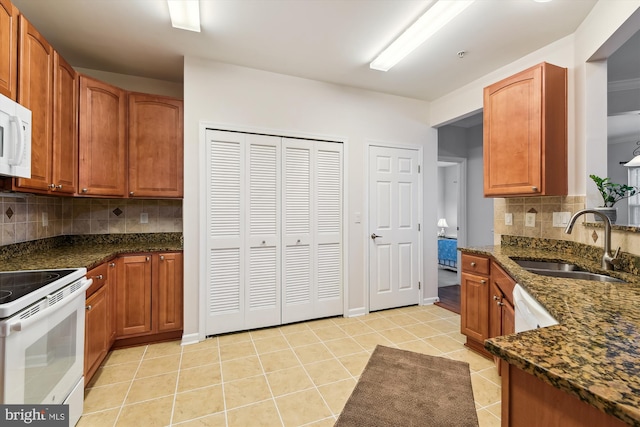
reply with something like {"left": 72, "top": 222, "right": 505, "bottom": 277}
{"left": 371, "top": 233, "right": 383, "bottom": 240}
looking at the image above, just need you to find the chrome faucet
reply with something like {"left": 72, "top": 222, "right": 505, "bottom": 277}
{"left": 564, "top": 209, "right": 620, "bottom": 271}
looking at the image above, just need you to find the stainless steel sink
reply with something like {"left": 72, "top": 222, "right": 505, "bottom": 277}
{"left": 512, "top": 259, "right": 626, "bottom": 283}
{"left": 525, "top": 269, "right": 625, "bottom": 283}
{"left": 513, "top": 260, "right": 582, "bottom": 271}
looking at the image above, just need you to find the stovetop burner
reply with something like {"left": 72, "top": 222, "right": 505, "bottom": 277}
{"left": 0, "top": 270, "right": 75, "bottom": 304}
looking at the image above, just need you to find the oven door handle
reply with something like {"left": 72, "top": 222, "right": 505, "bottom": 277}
{"left": 8, "top": 278, "right": 93, "bottom": 335}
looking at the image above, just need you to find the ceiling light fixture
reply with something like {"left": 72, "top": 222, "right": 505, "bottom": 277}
{"left": 167, "top": 0, "right": 201, "bottom": 32}
{"left": 370, "top": 0, "right": 475, "bottom": 72}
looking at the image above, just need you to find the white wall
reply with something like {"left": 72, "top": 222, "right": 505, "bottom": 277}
{"left": 75, "top": 67, "right": 184, "bottom": 99}
{"left": 465, "top": 125, "right": 494, "bottom": 246}
{"left": 183, "top": 58, "right": 436, "bottom": 340}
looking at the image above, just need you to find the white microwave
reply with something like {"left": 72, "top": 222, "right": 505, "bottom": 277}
{"left": 0, "top": 93, "right": 31, "bottom": 178}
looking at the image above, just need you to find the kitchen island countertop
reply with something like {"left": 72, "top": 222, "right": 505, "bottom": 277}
{"left": 460, "top": 242, "right": 640, "bottom": 426}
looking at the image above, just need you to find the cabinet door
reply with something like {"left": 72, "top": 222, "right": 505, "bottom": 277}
{"left": 489, "top": 281, "right": 503, "bottom": 339}
{"left": 484, "top": 65, "right": 541, "bottom": 196}
{"left": 78, "top": 75, "right": 127, "bottom": 196}
{"left": 0, "top": 0, "right": 18, "bottom": 100}
{"left": 84, "top": 284, "right": 109, "bottom": 381}
{"left": 155, "top": 252, "right": 183, "bottom": 332}
{"left": 502, "top": 299, "right": 515, "bottom": 336}
{"left": 51, "top": 52, "right": 77, "bottom": 194}
{"left": 460, "top": 272, "right": 489, "bottom": 343}
{"left": 108, "top": 261, "right": 117, "bottom": 344}
{"left": 128, "top": 93, "right": 183, "bottom": 198}
{"left": 116, "top": 255, "right": 152, "bottom": 337}
{"left": 16, "top": 15, "right": 53, "bottom": 192}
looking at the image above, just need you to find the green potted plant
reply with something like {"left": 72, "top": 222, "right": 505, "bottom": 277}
{"left": 589, "top": 174, "right": 639, "bottom": 223}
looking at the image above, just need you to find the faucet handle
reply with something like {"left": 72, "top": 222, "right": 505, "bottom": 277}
{"left": 612, "top": 247, "right": 621, "bottom": 263}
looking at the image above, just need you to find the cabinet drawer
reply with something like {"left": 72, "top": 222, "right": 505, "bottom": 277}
{"left": 86, "top": 263, "right": 108, "bottom": 298}
{"left": 461, "top": 254, "right": 490, "bottom": 275}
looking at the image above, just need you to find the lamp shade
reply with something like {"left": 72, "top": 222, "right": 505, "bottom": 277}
{"left": 624, "top": 155, "right": 640, "bottom": 167}
{"left": 437, "top": 218, "right": 449, "bottom": 228}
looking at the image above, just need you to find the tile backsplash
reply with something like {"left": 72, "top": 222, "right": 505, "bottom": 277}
{"left": 1, "top": 195, "right": 182, "bottom": 246}
{"left": 493, "top": 195, "right": 640, "bottom": 256}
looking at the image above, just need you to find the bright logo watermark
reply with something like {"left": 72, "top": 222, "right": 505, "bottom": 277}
{"left": 2, "top": 405, "right": 68, "bottom": 426}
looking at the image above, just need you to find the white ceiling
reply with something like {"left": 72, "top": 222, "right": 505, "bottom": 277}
{"left": 11, "top": 0, "right": 600, "bottom": 102}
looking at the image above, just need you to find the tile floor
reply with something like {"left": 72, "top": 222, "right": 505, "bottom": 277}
{"left": 79, "top": 305, "right": 501, "bottom": 427}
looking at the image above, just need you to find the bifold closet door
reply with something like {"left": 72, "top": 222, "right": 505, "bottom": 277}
{"left": 281, "top": 138, "right": 343, "bottom": 324}
{"left": 204, "top": 130, "right": 281, "bottom": 335}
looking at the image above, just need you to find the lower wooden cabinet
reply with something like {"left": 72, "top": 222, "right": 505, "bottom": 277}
{"left": 461, "top": 253, "right": 516, "bottom": 359}
{"left": 84, "top": 262, "right": 114, "bottom": 384}
{"left": 114, "top": 252, "right": 183, "bottom": 347}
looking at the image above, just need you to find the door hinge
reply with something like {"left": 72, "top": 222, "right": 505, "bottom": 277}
{"left": 418, "top": 223, "right": 421, "bottom": 231}
{"left": 418, "top": 281, "right": 421, "bottom": 290}
{"left": 418, "top": 165, "right": 421, "bottom": 173}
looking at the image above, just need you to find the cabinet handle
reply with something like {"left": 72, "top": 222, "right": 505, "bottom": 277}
{"left": 48, "top": 183, "right": 56, "bottom": 189}
{"left": 493, "top": 295, "right": 499, "bottom": 301}
{"left": 56, "top": 184, "right": 63, "bottom": 189}
{"left": 470, "top": 262, "right": 476, "bottom": 267}
{"left": 130, "top": 191, "right": 135, "bottom": 196}
{"left": 497, "top": 301, "right": 505, "bottom": 306}
{"left": 480, "top": 279, "right": 486, "bottom": 284}
{"left": 95, "top": 274, "right": 103, "bottom": 280}
{"left": 86, "top": 305, "right": 92, "bottom": 311}
{"left": 160, "top": 255, "right": 165, "bottom": 261}
{"left": 109, "top": 263, "right": 115, "bottom": 268}
{"left": 81, "top": 188, "right": 88, "bottom": 193}
{"left": 146, "top": 256, "right": 150, "bottom": 261}
{"left": 532, "top": 186, "right": 538, "bottom": 192}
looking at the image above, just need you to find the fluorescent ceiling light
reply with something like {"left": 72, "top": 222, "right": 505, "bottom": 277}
{"left": 167, "top": 0, "right": 201, "bottom": 32}
{"left": 370, "top": 0, "right": 475, "bottom": 72}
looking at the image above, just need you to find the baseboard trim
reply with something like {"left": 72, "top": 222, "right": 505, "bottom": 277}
{"left": 346, "top": 307, "right": 366, "bottom": 317}
{"left": 181, "top": 332, "right": 200, "bottom": 346}
{"left": 422, "top": 296, "right": 439, "bottom": 305}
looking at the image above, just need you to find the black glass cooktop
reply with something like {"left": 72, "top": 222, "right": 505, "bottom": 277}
{"left": 0, "top": 269, "right": 76, "bottom": 304}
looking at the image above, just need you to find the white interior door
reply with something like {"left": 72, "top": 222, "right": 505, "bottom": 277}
{"left": 369, "top": 145, "right": 421, "bottom": 311}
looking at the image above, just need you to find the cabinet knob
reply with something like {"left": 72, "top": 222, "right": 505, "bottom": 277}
{"left": 48, "top": 183, "right": 56, "bottom": 189}
{"left": 480, "top": 279, "right": 486, "bottom": 284}
{"left": 130, "top": 191, "right": 135, "bottom": 196}
{"left": 109, "top": 263, "right": 115, "bottom": 268}
{"left": 56, "top": 184, "right": 63, "bottom": 189}
{"left": 81, "top": 188, "right": 88, "bottom": 193}
{"left": 497, "top": 301, "right": 505, "bottom": 306}
{"left": 493, "top": 295, "right": 499, "bottom": 301}
{"left": 470, "top": 262, "right": 476, "bottom": 267}
{"left": 532, "top": 186, "right": 538, "bottom": 192}
{"left": 146, "top": 256, "right": 150, "bottom": 261}
{"left": 95, "top": 274, "right": 103, "bottom": 280}
{"left": 86, "top": 305, "right": 92, "bottom": 311}
{"left": 160, "top": 255, "right": 165, "bottom": 261}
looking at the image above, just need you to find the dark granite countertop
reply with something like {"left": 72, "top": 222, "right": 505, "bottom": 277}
{"left": 0, "top": 233, "right": 183, "bottom": 272}
{"left": 460, "top": 238, "right": 640, "bottom": 426}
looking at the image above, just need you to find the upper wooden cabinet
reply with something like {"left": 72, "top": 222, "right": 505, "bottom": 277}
{"left": 78, "top": 75, "right": 127, "bottom": 197}
{"left": 483, "top": 62, "right": 567, "bottom": 197}
{"left": 51, "top": 52, "right": 78, "bottom": 194}
{"left": 0, "top": 0, "right": 18, "bottom": 100}
{"left": 10, "top": 17, "right": 78, "bottom": 195}
{"left": 15, "top": 15, "right": 54, "bottom": 193}
{"left": 128, "top": 93, "right": 183, "bottom": 198}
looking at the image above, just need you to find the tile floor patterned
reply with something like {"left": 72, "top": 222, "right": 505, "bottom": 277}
{"left": 80, "top": 305, "right": 501, "bottom": 427}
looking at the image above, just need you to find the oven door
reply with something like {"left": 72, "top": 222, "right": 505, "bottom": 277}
{"left": 1, "top": 278, "right": 90, "bottom": 405}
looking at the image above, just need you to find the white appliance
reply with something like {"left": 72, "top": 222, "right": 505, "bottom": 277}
{"left": 0, "top": 268, "right": 92, "bottom": 427}
{"left": 513, "top": 284, "right": 559, "bottom": 332}
{"left": 0, "top": 93, "right": 31, "bottom": 178}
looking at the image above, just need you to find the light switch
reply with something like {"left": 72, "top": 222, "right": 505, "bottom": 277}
{"left": 504, "top": 213, "right": 513, "bottom": 226}
{"left": 525, "top": 212, "right": 536, "bottom": 227}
